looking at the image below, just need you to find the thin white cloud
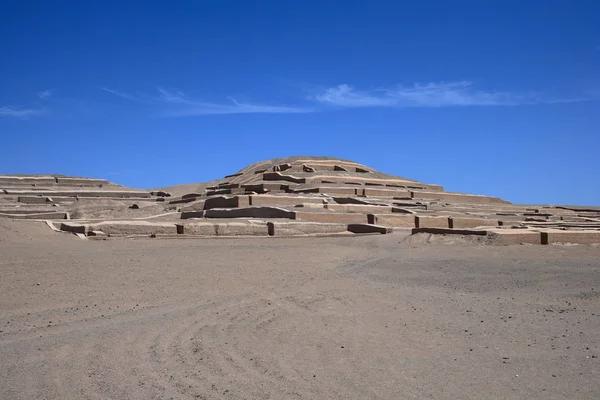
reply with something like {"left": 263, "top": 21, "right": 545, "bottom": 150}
{"left": 0, "top": 106, "right": 46, "bottom": 118}
{"left": 36, "top": 89, "right": 53, "bottom": 99}
{"left": 315, "top": 81, "right": 586, "bottom": 108}
{"left": 103, "top": 86, "right": 312, "bottom": 115}
{"left": 155, "top": 87, "right": 192, "bottom": 105}
{"left": 316, "top": 84, "right": 397, "bottom": 107}
{"left": 101, "top": 87, "right": 149, "bottom": 103}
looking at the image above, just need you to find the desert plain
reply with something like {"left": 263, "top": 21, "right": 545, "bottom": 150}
{"left": 1, "top": 218, "right": 599, "bottom": 399}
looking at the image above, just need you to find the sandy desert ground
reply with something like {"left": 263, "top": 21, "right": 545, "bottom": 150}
{"left": 1, "top": 219, "right": 599, "bottom": 399}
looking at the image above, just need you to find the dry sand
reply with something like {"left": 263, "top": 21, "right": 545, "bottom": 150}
{"left": 1, "top": 219, "right": 599, "bottom": 399}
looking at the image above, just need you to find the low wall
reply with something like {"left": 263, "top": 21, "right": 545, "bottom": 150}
{"left": 369, "top": 214, "right": 416, "bottom": 227}
{"left": 184, "top": 221, "right": 269, "bottom": 236}
{"left": 294, "top": 211, "right": 368, "bottom": 224}
{"left": 55, "top": 177, "right": 109, "bottom": 186}
{"left": 203, "top": 195, "right": 250, "bottom": 210}
{"left": 4, "top": 189, "right": 151, "bottom": 198}
{"left": 249, "top": 195, "right": 325, "bottom": 207}
{"left": 89, "top": 221, "right": 179, "bottom": 236}
{"left": 411, "top": 191, "right": 509, "bottom": 205}
{"left": 0, "top": 211, "right": 69, "bottom": 219}
{"left": 363, "top": 188, "right": 412, "bottom": 198}
{"left": 204, "top": 207, "right": 295, "bottom": 219}
{"left": 541, "top": 229, "right": 600, "bottom": 245}
{"left": 267, "top": 221, "right": 349, "bottom": 236}
{"left": 449, "top": 217, "right": 499, "bottom": 229}
{"left": 0, "top": 176, "right": 56, "bottom": 186}
{"left": 415, "top": 215, "right": 449, "bottom": 228}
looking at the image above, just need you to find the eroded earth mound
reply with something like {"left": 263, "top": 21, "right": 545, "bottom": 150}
{"left": 1, "top": 156, "right": 599, "bottom": 244}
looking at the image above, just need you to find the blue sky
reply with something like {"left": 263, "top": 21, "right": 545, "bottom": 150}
{"left": 1, "top": 1, "right": 598, "bottom": 205}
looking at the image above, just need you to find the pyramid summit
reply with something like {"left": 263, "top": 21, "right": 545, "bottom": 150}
{"left": 1, "top": 156, "right": 598, "bottom": 244}
{"left": 206, "top": 156, "right": 447, "bottom": 195}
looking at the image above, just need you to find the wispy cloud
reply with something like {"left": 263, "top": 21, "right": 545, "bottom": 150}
{"left": 103, "top": 86, "right": 312, "bottom": 116}
{"left": 101, "top": 87, "right": 152, "bottom": 103}
{"left": 315, "top": 81, "right": 586, "bottom": 108}
{"left": 0, "top": 106, "right": 46, "bottom": 118}
{"left": 1, "top": 90, "right": 53, "bottom": 119}
{"left": 36, "top": 89, "right": 53, "bottom": 99}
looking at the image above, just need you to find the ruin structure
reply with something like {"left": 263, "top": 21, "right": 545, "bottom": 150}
{"left": 1, "top": 157, "right": 599, "bottom": 245}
